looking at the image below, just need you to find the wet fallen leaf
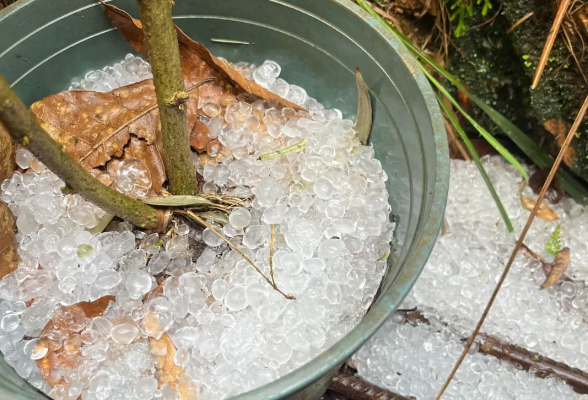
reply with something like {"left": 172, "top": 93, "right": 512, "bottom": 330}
{"left": 104, "top": 4, "right": 303, "bottom": 111}
{"left": 190, "top": 120, "right": 210, "bottom": 152}
{"left": 123, "top": 136, "right": 167, "bottom": 194}
{"left": 152, "top": 332, "right": 184, "bottom": 390}
{"left": 521, "top": 196, "right": 559, "bottom": 221}
{"left": 37, "top": 296, "right": 115, "bottom": 387}
{"left": 29, "top": 80, "right": 169, "bottom": 192}
{"left": 355, "top": 68, "right": 373, "bottom": 145}
{"left": 0, "top": 202, "right": 18, "bottom": 281}
{"left": 529, "top": 167, "right": 563, "bottom": 204}
{"left": 0, "top": 124, "right": 17, "bottom": 282}
{"left": 541, "top": 247, "right": 570, "bottom": 289}
{"left": 0, "top": 123, "right": 14, "bottom": 183}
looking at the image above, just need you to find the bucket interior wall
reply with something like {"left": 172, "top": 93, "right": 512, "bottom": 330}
{"left": 0, "top": 0, "right": 449, "bottom": 399}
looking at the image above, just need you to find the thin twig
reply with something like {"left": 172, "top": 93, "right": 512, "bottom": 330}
{"left": 531, "top": 0, "right": 572, "bottom": 89}
{"left": 181, "top": 210, "right": 295, "bottom": 300}
{"left": 507, "top": 11, "right": 534, "bottom": 34}
{"left": 79, "top": 78, "right": 215, "bottom": 163}
{"left": 269, "top": 224, "right": 276, "bottom": 285}
{"left": 434, "top": 92, "right": 588, "bottom": 399}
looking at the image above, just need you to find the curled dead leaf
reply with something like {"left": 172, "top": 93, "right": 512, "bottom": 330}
{"left": 521, "top": 196, "right": 559, "bottom": 221}
{"left": 151, "top": 332, "right": 198, "bottom": 399}
{"left": 36, "top": 296, "right": 115, "bottom": 388}
{"left": 0, "top": 122, "right": 15, "bottom": 183}
{"left": 541, "top": 247, "right": 570, "bottom": 289}
{"left": 104, "top": 4, "right": 303, "bottom": 111}
{"left": 529, "top": 167, "right": 563, "bottom": 204}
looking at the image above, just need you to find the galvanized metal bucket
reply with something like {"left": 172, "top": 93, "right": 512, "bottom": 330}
{"left": 0, "top": 0, "right": 449, "bottom": 399}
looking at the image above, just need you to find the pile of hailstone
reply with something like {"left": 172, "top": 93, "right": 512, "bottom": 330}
{"left": 0, "top": 55, "right": 393, "bottom": 400}
{"left": 354, "top": 157, "right": 588, "bottom": 399}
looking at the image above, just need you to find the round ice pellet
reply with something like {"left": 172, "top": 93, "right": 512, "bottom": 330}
{"left": 114, "top": 158, "right": 152, "bottom": 198}
{"left": 202, "top": 228, "right": 224, "bottom": 247}
{"left": 1, "top": 313, "right": 20, "bottom": 332}
{"left": 30, "top": 339, "right": 49, "bottom": 360}
{"left": 203, "top": 102, "right": 221, "bottom": 118}
{"left": 318, "top": 239, "right": 346, "bottom": 259}
{"left": 125, "top": 270, "right": 152, "bottom": 299}
{"left": 225, "top": 286, "right": 248, "bottom": 311}
{"left": 110, "top": 323, "right": 139, "bottom": 344}
{"left": 212, "top": 279, "right": 230, "bottom": 300}
{"left": 313, "top": 178, "right": 334, "bottom": 200}
{"left": 281, "top": 253, "right": 302, "bottom": 275}
{"left": 229, "top": 207, "right": 251, "bottom": 230}
{"left": 134, "top": 377, "right": 158, "bottom": 400}
{"left": 15, "top": 148, "right": 34, "bottom": 169}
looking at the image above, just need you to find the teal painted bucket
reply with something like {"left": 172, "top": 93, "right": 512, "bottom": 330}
{"left": 0, "top": 0, "right": 449, "bottom": 399}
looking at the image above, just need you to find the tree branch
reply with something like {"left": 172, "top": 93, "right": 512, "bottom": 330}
{"left": 136, "top": 0, "right": 197, "bottom": 196}
{"left": 0, "top": 74, "right": 160, "bottom": 230}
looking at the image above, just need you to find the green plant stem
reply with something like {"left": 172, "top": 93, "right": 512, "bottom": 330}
{"left": 438, "top": 95, "right": 514, "bottom": 232}
{"left": 0, "top": 74, "right": 160, "bottom": 230}
{"left": 136, "top": 0, "right": 197, "bottom": 196}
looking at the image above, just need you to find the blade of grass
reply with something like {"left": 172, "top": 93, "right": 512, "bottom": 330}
{"left": 422, "top": 66, "right": 529, "bottom": 181}
{"left": 356, "top": 0, "right": 588, "bottom": 204}
{"left": 437, "top": 95, "right": 514, "bottom": 232}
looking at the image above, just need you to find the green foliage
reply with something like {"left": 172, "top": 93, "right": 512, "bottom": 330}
{"left": 545, "top": 224, "right": 562, "bottom": 256}
{"left": 447, "top": 0, "right": 493, "bottom": 37}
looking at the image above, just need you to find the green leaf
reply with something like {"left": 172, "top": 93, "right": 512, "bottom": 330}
{"left": 422, "top": 66, "right": 529, "bottom": 181}
{"left": 143, "top": 195, "right": 212, "bottom": 207}
{"left": 198, "top": 211, "right": 230, "bottom": 224}
{"left": 545, "top": 224, "right": 562, "bottom": 256}
{"left": 260, "top": 139, "right": 308, "bottom": 161}
{"left": 438, "top": 95, "right": 513, "bottom": 232}
{"left": 355, "top": 68, "right": 373, "bottom": 145}
{"left": 357, "top": 0, "right": 588, "bottom": 204}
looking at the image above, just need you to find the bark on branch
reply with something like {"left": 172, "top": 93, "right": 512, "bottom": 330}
{"left": 0, "top": 74, "right": 160, "bottom": 230}
{"left": 136, "top": 0, "right": 197, "bottom": 196}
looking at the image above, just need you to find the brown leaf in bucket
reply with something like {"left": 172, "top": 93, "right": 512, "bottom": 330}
{"left": 104, "top": 4, "right": 304, "bottom": 111}
{"left": 151, "top": 333, "right": 198, "bottom": 399}
{"left": 0, "top": 123, "right": 17, "bottom": 281}
{"left": 123, "top": 136, "right": 167, "bottom": 193}
{"left": 541, "top": 247, "right": 570, "bottom": 289}
{"left": 355, "top": 68, "right": 373, "bottom": 145}
{"left": 0, "top": 123, "right": 15, "bottom": 183}
{"left": 37, "top": 296, "right": 115, "bottom": 387}
{"left": 529, "top": 167, "right": 563, "bottom": 204}
{"left": 521, "top": 196, "right": 559, "bottom": 221}
{"left": 0, "top": 202, "right": 18, "bottom": 281}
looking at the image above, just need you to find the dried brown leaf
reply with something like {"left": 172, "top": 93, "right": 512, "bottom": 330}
{"left": 544, "top": 118, "right": 576, "bottom": 167}
{"left": 529, "top": 167, "right": 563, "bottom": 204}
{"left": 541, "top": 247, "right": 570, "bottom": 289}
{"left": 0, "top": 123, "right": 17, "bottom": 282}
{"left": 37, "top": 296, "right": 115, "bottom": 387}
{"left": 104, "top": 4, "right": 303, "bottom": 111}
{"left": 0, "top": 202, "right": 18, "bottom": 282}
{"left": 152, "top": 333, "right": 185, "bottom": 390}
{"left": 0, "top": 122, "right": 15, "bottom": 183}
{"left": 521, "top": 196, "right": 559, "bottom": 221}
{"left": 29, "top": 80, "right": 170, "bottom": 192}
{"left": 124, "top": 136, "right": 166, "bottom": 193}
{"left": 190, "top": 120, "right": 210, "bottom": 152}
{"left": 355, "top": 68, "right": 372, "bottom": 145}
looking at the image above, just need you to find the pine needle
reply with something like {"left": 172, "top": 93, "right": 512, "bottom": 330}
{"left": 434, "top": 92, "right": 588, "bottom": 399}
{"left": 531, "top": 0, "right": 572, "bottom": 89}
